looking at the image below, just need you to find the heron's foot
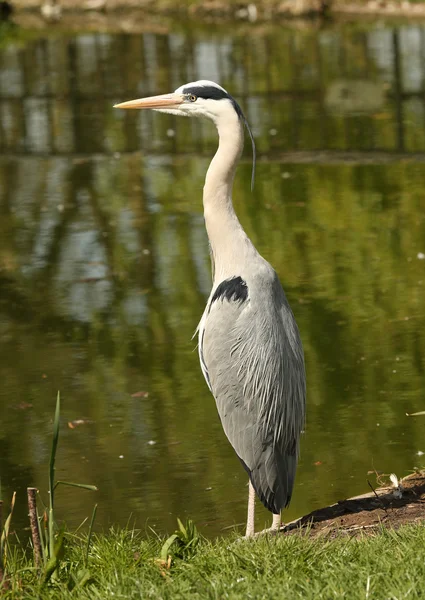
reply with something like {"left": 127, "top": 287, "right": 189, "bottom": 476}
{"left": 239, "top": 523, "right": 283, "bottom": 540}
{"left": 252, "top": 514, "right": 283, "bottom": 538}
{"left": 238, "top": 528, "right": 280, "bottom": 541}
{"left": 252, "top": 525, "right": 281, "bottom": 538}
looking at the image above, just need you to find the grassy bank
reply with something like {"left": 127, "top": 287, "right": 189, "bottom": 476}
{"left": 2, "top": 523, "right": 425, "bottom": 598}
{"left": 3, "top": 399, "right": 425, "bottom": 600}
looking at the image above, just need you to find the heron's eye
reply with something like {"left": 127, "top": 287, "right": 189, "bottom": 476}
{"left": 187, "top": 94, "right": 197, "bottom": 102}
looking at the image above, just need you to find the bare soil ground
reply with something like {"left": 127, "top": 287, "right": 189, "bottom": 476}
{"left": 283, "top": 471, "right": 425, "bottom": 538}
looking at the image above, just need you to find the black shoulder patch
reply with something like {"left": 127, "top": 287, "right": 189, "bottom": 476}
{"left": 210, "top": 276, "right": 248, "bottom": 306}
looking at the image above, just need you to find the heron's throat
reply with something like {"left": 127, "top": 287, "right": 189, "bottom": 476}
{"left": 203, "top": 117, "right": 249, "bottom": 278}
{"left": 203, "top": 117, "right": 244, "bottom": 204}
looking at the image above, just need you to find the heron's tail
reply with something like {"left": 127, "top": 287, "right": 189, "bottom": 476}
{"left": 239, "top": 446, "right": 297, "bottom": 514}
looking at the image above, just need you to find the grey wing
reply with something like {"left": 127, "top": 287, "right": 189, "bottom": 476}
{"left": 200, "top": 271, "right": 306, "bottom": 514}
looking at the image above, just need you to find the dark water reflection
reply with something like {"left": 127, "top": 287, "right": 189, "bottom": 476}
{"left": 1, "top": 22, "right": 425, "bottom": 537}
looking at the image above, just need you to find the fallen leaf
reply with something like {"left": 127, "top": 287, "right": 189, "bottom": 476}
{"left": 16, "top": 402, "right": 33, "bottom": 410}
{"left": 314, "top": 461, "right": 323, "bottom": 466}
{"left": 154, "top": 556, "right": 172, "bottom": 578}
{"left": 68, "top": 419, "right": 93, "bottom": 429}
{"left": 131, "top": 391, "right": 149, "bottom": 398}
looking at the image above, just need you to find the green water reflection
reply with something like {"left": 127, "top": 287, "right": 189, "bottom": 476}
{"left": 0, "top": 22, "right": 425, "bottom": 536}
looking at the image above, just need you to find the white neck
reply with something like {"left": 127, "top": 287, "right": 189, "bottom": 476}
{"left": 203, "top": 113, "right": 255, "bottom": 282}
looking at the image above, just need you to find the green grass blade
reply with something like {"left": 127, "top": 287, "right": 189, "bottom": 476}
{"left": 177, "top": 518, "right": 187, "bottom": 539}
{"left": 0, "top": 493, "right": 16, "bottom": 550}
{"left": 160, "top": 534, "right": 178, "bottom": 561}
{"left": 36, "top": 509, "right": 47, "bottom": 563}
{"left": 49, "top": 392, "right": 61, "bottom": 512}
{"left": 42, "top": 527, "right": 65, "bottom": 584}
{"left": 73, "top": 518, "right": 88, "bottom": 535}
{"left": 0, "top": 492, "right": 16, "bottom": 568}
{"left": 73, "top": 568, "right": 93, "bottom": 590}
{"left": 54, "top": 482, "right": 98, "bottom": 492}
{"left": 35, "top": 497, "right": 48, "bottom": 562}
{"left": 84, "top": 504, "right": 97, "bottom": 567}
{"left": 48, "top": 509, "right": 55, "bottom": 563}
{"left": 48, "top": 392, "right": 61, "bottom": 561}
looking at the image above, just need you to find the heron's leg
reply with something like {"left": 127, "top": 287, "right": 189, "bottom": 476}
{"left": 245, "top": 479, "right": 256, "bottom": 537}
{"left": 253, "top": 512, "right": 282, "bottom": 537}
{"left": 271, "top": 512, "right": 281, "bottom": 531}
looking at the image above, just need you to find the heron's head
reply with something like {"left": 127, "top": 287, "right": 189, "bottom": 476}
{"left": 115, "top": 80, "right": 242, "bottom": 123}
{"left": 114, "top": 80, "right": 256, "bottom": 187}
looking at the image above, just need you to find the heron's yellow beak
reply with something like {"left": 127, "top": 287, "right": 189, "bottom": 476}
{"left": 113, "top": 93, "right": 185, "bottom": 110}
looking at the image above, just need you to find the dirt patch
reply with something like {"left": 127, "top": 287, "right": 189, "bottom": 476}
{"left": 283, "top": 471, "right": 425, "bottom": 538}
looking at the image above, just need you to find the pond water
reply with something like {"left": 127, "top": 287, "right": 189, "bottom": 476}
{"left": 0, "top": 20, "right": 425, "bottom": 537}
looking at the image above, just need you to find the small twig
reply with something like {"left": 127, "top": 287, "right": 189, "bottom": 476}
{"left": 367, "top": 480, "right": 388, "bottom": 515}
{"left": 27, "top": 488, "right": 43, "bottom": 567}
{"left": 346, "top": 524, "right": 378, "bottom": 532}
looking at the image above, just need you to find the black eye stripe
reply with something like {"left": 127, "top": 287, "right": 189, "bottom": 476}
{"left": 182, "top": 86, "right": 244, "bottom": 119}
{"left": 182, "top": 86, "right": 229, "bottom": 101}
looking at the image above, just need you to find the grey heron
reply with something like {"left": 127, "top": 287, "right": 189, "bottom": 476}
{"left": 115, "top": 80, "right": 306, "bottom": 537}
